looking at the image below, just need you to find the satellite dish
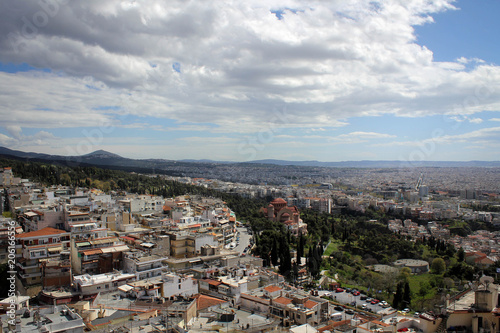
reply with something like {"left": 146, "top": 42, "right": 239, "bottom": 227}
{"left": 480, "top": 276, "right": 494, "bottom": 288}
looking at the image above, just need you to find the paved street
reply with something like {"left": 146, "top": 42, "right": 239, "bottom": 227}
{"left": 234, "top": 226, "right": 252, "bottom": 255}
{"left": 319, "top": 290, "right": 393, "bottom": 317}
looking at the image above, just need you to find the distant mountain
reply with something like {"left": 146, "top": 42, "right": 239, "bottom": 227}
{"left": 82, "top": 149, "right": 123, "bottom": 159}
{"left": 1, "top": 146, "right": 500, "bottom": 171}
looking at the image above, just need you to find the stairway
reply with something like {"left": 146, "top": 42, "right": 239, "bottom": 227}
{"left": 435, "top": 316, "right": 448, "bottom": 333}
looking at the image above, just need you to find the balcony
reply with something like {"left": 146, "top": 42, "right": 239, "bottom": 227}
{"left": 19, "top": 271, "right": 42, "bottom": 279}
{"left": 136, "top": 264, "right": 163, "bottom": 272}
{"left": 17, "top": 262, "right": 40, "bottom": 270}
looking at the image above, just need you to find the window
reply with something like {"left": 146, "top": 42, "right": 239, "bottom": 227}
{"left": 105, "top": 284, "right": 109, "bottom": 289}
{"left": 97, "top": 286, "right": 101, "bottom": 290}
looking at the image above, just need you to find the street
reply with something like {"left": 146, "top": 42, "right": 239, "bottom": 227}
{"left": 234, "top": 226, "right": 252, "bottom": 255}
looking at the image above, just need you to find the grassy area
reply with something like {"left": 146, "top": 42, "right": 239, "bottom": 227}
{"left": 323, "top": 240, "right": 341, "bottom": 256}
{"left": 408, "top": 273, "right": 434, "bottom": 292}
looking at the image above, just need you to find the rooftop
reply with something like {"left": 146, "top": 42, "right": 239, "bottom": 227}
{"left": 5, "top": 305, "right": 85, "bottom": 333}
{"left": 16, "top": 227, "right": 69, "bottom": 239}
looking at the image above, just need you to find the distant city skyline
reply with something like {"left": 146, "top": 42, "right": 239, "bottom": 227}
{"left": 1, "top": 0, "right": 500, "bottom": 162}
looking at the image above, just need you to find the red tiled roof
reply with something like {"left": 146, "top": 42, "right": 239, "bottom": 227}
{"left": 202, "top": 279, "right": 222, "bottom": 287}
{"left": 16, "top": 227, "right": 68, "bottom": 239}
{"left": 264, "top": 285, "right": 281, "bottom": 293}
{"left": 273, "top": 296, "right": 293, "bottom": 305}
{"left": 304, "top": 300, "right": 318, "bottom": 309}
{"left": 271, "top": 198, "right": 287, "bottom": 204}
{"left": 195, "top": 294, "right": 227, "bottom": 310}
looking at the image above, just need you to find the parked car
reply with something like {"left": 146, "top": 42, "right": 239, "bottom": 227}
{"left": 366, "top": 297, "right": 373, "bottom": 302}
{"left": 360, "top": 295, "right": 368, "bottom": 300}
{"left": 336, "top": 288, "right": 345, "bottom": 293}
{"left": 414, "top": 312, "right": 420, "bottom": 318}
{"left": 402, "top": 308, "right": 410, "bottom": 314}
{"left": 352, "top": 291, "right": 361, "bottom": 296}
{"left": 334, "top": 306, "right": 344, "bottom": 312}
{"left": 371, "top": 299, "right": 380, "bottom": 304}
{"left": 345, "top": 309, "right": 355, "bottom": 315}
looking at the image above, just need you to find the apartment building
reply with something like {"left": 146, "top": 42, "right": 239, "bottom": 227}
{"left": 71, "top": 236, "right": 128, "bottom": 275}
{"left": 15, "top": 227, "right": 71, "bottom": 287}
{"left": 123, "top": 251, "right": 166, "bottom": 280}
{"left": 73, "top": 271, "right": 136, "bottom": 296}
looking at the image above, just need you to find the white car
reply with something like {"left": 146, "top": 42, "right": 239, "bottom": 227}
{"left": 402, "top": 308, "right": 410, "bottom": 314}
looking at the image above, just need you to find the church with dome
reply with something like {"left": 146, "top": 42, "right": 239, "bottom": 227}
{"left": 260, "top": 198, "right": 308, "bottom": 235}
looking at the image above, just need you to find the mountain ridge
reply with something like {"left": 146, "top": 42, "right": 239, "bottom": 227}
{"left": 1, "top": 146, "right": 500, "bottom": 169}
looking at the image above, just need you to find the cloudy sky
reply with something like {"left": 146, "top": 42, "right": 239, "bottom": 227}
{"left": 1, "top": 0, "right": 500, "bottom": 162}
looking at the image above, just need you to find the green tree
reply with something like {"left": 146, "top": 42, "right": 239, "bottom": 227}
{"left": 457, "top": 247, "right": 465, "bottom": 262}
{"left": 403, "top": 282, "right": 411, "bottom": 308}
{"left": 431, "top": 258, "right": 446, "bottom": 274}
{"left": 393, "top": 282, "right": 403, "bottom": 309}
{"left": 398, "top": 267, "right": 411, "bottom": 282}
{"left": 3, "top": 189, "right": 9, "bottom": 213}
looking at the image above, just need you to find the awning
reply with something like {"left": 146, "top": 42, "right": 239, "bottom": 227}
{"left": 76, "top": 242, "right": 91, "bottom": 247}
{"left": 83, "top": 249, "right": 102, "bottom": 256}
{"left": 100, "top": 247, "right": 116, "bottom": 254}
{"left": 189, "top": 259, "right": 202, "bottom": 263}
{"left": 48, "top": 247, "right": 62, "bottom": 252}
{"left": 118, "top": 285, "right": 134, "bottom": 293}
{"left": 82, "top": 260, "right": 98, "bottom": 264}
{"left": 114, "top": 245, "right": 129, "bottom": 252}
{"left": 90, "top": 239, "right": 109, "bottom": 245}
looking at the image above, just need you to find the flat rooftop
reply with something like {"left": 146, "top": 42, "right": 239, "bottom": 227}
{"left": 5, "top": 305, "right": 85, "bottom": 333}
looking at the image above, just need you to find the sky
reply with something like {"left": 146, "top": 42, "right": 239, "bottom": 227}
{"left": 1, "top": 0, "right": 500, "bottom": 162}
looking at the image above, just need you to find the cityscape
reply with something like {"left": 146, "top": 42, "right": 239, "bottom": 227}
{"left": 1, "top": 1, "right": 500, "bottom": 333}
{"left": 0, "top": 151, "right": 499, "bottom": 333}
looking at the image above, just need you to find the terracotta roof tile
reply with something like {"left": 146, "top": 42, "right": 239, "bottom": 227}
{"left": 195, "top": 294, "right": 227, "bottom": 310}
{"left": 264, "top": 285, "right": 281, "bottom": 293}
{"left": 16, "top": 227, "right": 68, "bottom": 239}
{"left": 304, "top": 300, "right": 318, "bottom": 309}
{"left": 273, "top": 296, "right": 293, "bottom": 305}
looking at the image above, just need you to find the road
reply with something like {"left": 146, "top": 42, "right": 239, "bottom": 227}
{"left": 234, "top": 226, "right": 252, "bottom": 255}
{"left": 320, "top": 290, "right": 392, "bottom": 316}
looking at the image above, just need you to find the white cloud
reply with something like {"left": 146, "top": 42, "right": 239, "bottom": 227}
{"left": 469, "top": 118, "right": 483, "bottom": 124}
{"left": 1, "top": 0, "right": 500, "bottom": 158}
{"left": 0, "top": 129, "right": 59, "bottom": 149}
{"left": 376, "top": 127, "right": 500, "bottom": 148}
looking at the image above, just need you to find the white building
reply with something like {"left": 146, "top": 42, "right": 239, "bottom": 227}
{"left": 162, "top": 273, "right": 198, "bottom": 299}
{"left": 73, "top": 272, "right": 136, "bottom": 295}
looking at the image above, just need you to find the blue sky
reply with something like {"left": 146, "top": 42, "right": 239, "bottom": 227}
{"left": 1, "top": 0, "right": 500, "bottom": 162}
